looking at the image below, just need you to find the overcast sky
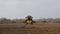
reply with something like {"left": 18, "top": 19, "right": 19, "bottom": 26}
{"left": 0, "top": 0, "right": 60, "bottom": 19}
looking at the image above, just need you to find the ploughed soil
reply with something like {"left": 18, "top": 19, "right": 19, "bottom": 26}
{"left": 0, "top": 23, "right": 60, "bottom": 34}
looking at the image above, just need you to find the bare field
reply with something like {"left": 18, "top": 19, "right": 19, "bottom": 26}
{"left": 0, "top": 24, "right": 60, "bottom": 34}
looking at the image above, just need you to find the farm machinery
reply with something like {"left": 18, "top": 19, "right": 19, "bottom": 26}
{"left": 24, "top": 15, "right": 35, "bottom": 24}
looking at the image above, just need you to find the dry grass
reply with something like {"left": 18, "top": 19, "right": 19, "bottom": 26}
{"left": 0, "top": 24, "right": 60, "bottom": 34}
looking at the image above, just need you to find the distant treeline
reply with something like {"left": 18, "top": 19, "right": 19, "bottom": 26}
{"left": 0, "top": 18, "right": 60, "bottom": 24}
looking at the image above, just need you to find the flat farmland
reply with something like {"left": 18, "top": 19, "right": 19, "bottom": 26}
{"left": 0, "top": 23, "right": 60, "bottom": 34}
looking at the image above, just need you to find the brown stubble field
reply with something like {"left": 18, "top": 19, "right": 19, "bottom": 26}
{"left": 0, "top": 24, "right": 60, "bottom": 34}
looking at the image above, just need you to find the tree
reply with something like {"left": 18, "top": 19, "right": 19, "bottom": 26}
{"left": 25, "top": 15, "right": 33, "bottom": 20}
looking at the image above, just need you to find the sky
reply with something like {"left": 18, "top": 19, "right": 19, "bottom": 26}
{"left": 0, "top": 0, "right": 60, "bottom": 19}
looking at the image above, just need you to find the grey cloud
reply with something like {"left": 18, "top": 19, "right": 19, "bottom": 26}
{"left": 0, "top": 0, "right": 60, "bottom": 19}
